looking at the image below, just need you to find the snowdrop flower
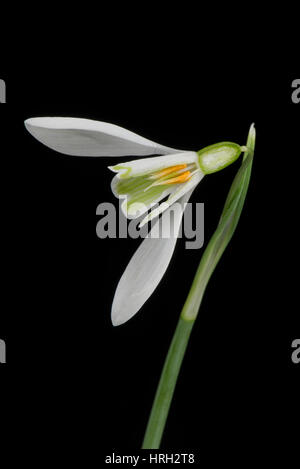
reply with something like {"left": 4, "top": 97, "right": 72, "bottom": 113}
{"left": 25, "top": 117, "right": 245, "bottom": 326}
{"left": 108, "top": 143, "right": 243, "bottom": 228}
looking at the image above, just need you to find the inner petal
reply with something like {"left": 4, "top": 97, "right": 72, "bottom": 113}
{"left": 112, "top": 174, "right": 175, "bottom": 218}
{"left": 110, "top": 152, "right": 202, "bottom": 221}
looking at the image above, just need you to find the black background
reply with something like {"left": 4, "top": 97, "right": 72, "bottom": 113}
{"left": 1, "top": 57, "right": 299, "bottom": 464}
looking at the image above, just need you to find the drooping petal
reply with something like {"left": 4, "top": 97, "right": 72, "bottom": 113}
{"left": 111, "top": 189, "right": 194, "bottom": 326}
{"left": 24, "top": 117, "right": 181, "bottom": 157}
{"left": 139, "top": 170, "right": 204, "bottom": 227}
{"left": 108, "top": 152, "right": 198, "bottom": 178}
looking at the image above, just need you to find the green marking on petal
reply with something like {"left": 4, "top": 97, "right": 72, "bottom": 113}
{"left": 113, "top": 175, "right": 174, "bottom": 217}
{"left": 114, "top": 175, "right": 150, "bottom": 195}
{"left": 109, "top": 165, "right": 132, "bottom": 178}
{"left": 127, "top": 184, "right": 170, "bottom": 209}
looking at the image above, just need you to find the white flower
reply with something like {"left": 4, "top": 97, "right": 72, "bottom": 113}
{"left": 25, "top": 117, "right": 244, "bottom": 326}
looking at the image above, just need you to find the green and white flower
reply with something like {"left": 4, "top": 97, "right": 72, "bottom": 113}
{"left": 25, "top": 117, "right": 245, "bottom": 326}
{"left": 109, "top": 141, "right": 243, "bottom": 228}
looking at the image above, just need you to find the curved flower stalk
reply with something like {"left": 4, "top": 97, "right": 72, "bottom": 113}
{"left": 25, "top": 117, "right": 246, "bottom": 325}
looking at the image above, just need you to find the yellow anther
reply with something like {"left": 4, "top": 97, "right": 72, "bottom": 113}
{"left": 149, "top": 164, "right": 187, "bottom": 180}
{"left": 154, "top": 170, "right": 191, "bottom": 186}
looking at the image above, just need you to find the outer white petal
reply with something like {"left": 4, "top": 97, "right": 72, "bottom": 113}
{"left": 24, "top": 117, "right": 180, "bottom": 157}
{"left": 111, "top": 189, "right": 194, "bottom": 326}
{"left": 109, "top": 151, "right": 198, "bottom": 178}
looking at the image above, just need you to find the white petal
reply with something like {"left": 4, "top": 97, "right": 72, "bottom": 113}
{"left": 139, "top": 170, "right": 204, "bottom": 227}
{"left": 111, "top": 189, "right": 194, "bottom": 326}
{"left": 109, "top": 152, "right": 198, "bottom": 178}
{"left": 24, "top": 117, "right": 180, "bottom": 157}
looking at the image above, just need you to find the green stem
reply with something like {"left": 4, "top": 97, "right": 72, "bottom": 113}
{"left": 142, "top": 124, "right": 255, "bottom": 449}
{"left": 142, "top": 317, "right": 194, "bottom": 449}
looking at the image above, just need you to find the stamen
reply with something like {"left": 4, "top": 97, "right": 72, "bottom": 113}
{"left": 149, "top": 164, "right": 187, "bottom": 180}
{"left": 152, "top": 170, "right": 191, "bottom": 186}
